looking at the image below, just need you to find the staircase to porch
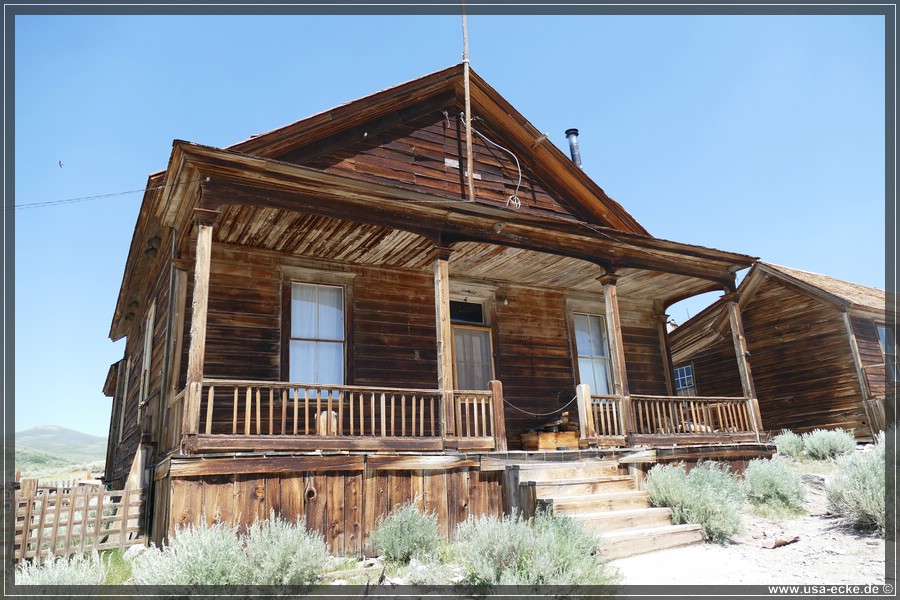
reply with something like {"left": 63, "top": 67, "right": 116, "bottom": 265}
{"left": 511, "top": 459, "right": 704, "bottom": 560}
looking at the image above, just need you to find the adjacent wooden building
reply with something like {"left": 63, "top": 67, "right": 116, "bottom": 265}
{"left": 670, "top": 261, "right": 891, "bottom": 441}
{"left": 102, "top": 63, "right": 771, "bottom": 555}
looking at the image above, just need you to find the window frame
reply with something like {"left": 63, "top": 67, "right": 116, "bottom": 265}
{"left": 875, "top": 322, "right": 899, "bottom": 382}
{"left": 285, "top": 280, "right": 348, "bottom": 385}
{"left": 673, "top": 363, "right": 697, "bottom": 396}
{"left": 568, "top": 310, "right": 614, "bottom": 396}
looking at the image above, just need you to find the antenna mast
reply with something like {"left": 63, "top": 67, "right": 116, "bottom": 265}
{"left": 461, "top": 3, "right": 476, "bottom": 202}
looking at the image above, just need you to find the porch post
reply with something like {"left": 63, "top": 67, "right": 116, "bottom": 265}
{"left": 434, "top": 246, "right": 455, "bottom": 440}
{"left": 724, "top": 293, "right": 763, "bottom": 436}
{"left": 599, "top": 273, "right": 633, "bottom": 434}
{"left": 183, "top": 208, "right": 219, "bottom": 438}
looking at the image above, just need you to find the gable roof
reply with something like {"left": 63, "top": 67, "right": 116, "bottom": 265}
{"left": 225, "top": 63, "right": 649, "bottom": 234}
{"left": 752, "top": 262, "right": 885, "bottom": 313}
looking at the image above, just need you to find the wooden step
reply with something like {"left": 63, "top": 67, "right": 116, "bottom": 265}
{"left": 513, "top": 461, "right": 621, "bottom": 483}
{"left": 527, "top": 474, "right": 636, "bottom": 498}
{"left": 575, "top": 507, "right": 674, "bottom": 532}
{"left": 538, "top": 490, "right": 650, "bottom": 515}
{"left": 597, "top": 523, "right": 704, "bottom": 560}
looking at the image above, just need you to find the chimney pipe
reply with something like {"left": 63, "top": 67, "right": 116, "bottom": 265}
{"left": 565, "top": 128, "right": 583, "bottom": 169}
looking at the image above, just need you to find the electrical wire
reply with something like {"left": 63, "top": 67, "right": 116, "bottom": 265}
{"left": 11, "top": 179, "right": 203, "bottom": 211}
{"left": 460, "top": 113, "right": 522, "bottom": 209}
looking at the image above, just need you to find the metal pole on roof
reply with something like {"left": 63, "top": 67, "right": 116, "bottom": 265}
{"left": 461, "top": 4, "right": 476, "bottom": 202}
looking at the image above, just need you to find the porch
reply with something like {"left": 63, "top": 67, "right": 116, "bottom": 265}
{"left": 167, "top": 378, "right": 763, "bottom": 455}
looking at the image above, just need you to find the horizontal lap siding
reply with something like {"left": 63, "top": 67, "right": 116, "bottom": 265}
{"left": 204, "top": 248, "right": 281, "bottom": 380}
{"left": 677, "top": 339, "right": 744, "bottom": 398}
{"left": 742, "top": 280, "right": 868, "bottom": 436}
{"left": 494, "top": 289, "right": 577, "bottom": 447}
{"left": 620, "top": 302, "right": 668, "bottom": 396}
{"left": 303, "top": 110, "right": 576, "bottom": 220}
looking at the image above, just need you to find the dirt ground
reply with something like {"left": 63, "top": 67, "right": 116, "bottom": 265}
{"left": 608, "top": 473, "right": 887, "bottom": 587}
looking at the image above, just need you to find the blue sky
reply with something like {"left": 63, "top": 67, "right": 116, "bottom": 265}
{"left": 10, "top": 13, "right": 887, "bottom": 437}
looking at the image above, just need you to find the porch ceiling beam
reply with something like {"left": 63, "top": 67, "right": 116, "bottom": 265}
{"left": 171, "top": 142, "right": 752, "bottom": 287}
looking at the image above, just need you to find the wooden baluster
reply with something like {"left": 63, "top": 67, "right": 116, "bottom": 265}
{"left": 420, "top": 395, "right": 426, "bottom": 437}
{"left": 360, "top": 392, "right": 365, "bottom": 436}
{"left": 431, "top": 395, "right": 436, "bottom": 437}
{"left": 479, "top": 394, "right": 486, "bottom": 436}
{"left": 412, "top": 393, "right": 418, "bottom": 436}
{"left": 454, "top": 393, "right": 462, "bottom": 438}
{"left": 391, "top": 395, "right": 396, "bottom": 437}
{"left": 380, "top": 393, "right": 387, "bottom": 437}
{"left": 205, "top": 386, "right": 214, "bottom": 435}
{"left": 304, "top": 389, "right": 310, "bottom": 435}
{"left": 293, "top": 388, "right": 299, "bottom": 435}
{"left": 402, "top": 395, "right": 407, "bottom": 437}
{"left": 245, "top": 387, "right": 252, "bottom": 436}
{"left": 689, "top": 400, "right": 698, "bottom": 432}
{"left": 315, "top": 389, "right": 322, "bottom": 435}
{"left": 281, "top": 389, "right": 288, "bottom": 435}
{"left": 337, "top": 391, "right": 344, "bottom": 436}
{"left": 327, "top": 390, "right": 334, "bottom": 436}
{"left": 370, "top": 392, "right": 376, "bottom": 436}
{"left": 232, "top": 388, "right": 239, "bottom": 434}
{"left": 349, "top": 392, "right": 355, "bottom": 435}
{"left": 486, "top": 393, "right": 494, "bottom": 437}
{"left": 268, "top": 389, "right": 274, "bottom": 435}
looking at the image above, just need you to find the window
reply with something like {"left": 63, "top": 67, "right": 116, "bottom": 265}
{"left": 673, "top": 364, "right": 696, "bottom": 396}
{"left": 450, "top": 300, "right": 494, "bottom": 390}
{"left": 573, "top": 312, "right": 612, "bottom": 395}
{"left": 876, "top": 324, "right": 899, "bottom": 382}
{"left": 289, "top": 282, "right": 345, "bottom": 384}
{"left": 138, "top": 303, "right": 156, "bottom": 424}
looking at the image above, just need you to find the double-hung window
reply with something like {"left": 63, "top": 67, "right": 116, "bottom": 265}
{"left": 289, "top": 282, "right": 345, "bottom": 384}
{"left": 573, "top": 312, "right": 612, "bottom": 395}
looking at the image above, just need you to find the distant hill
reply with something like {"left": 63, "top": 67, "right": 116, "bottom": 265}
{"left": 15, "top": 426, "right": 107, "bottom": 478}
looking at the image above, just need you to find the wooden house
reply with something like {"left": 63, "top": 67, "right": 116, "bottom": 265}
{"left": 669, "top": 261, "right": 891, "bottom": 442}
{"left": 102, "top": 63, "right": 772, "bottom": 557}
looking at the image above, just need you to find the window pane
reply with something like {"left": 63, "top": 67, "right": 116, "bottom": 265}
{"left": 591, "top": 358, "right": 611, "bottom": 395}
{"left": 316, "top": 342, "right": 344, "bottom": 385}
{"left": 454, "top": 328, "right": 493, "bottom": 390}
{"left": 317, "top": 286, "right": 344, "bottom": 340}
{"left": 290, "top": 340, "right": 316, "bottom": 383}
{"left": 291, "top": 283, "right": 318, "bottom": 338}
{"left": 590, "top": 316, "right": 609, "bottom": 357}
{"left": 574, "top": 313, "right": 591, "bottom": 352}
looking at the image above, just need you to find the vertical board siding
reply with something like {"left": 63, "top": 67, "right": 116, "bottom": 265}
{"left": 850, "top": 316, "right": 886, "bottom": 397}
{"left": 165, "top": 466, "right": 502, "bottom": 556}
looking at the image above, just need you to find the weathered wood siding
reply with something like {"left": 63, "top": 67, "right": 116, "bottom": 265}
{"left": 106, "top": 233, "right": 174, "bottom": 488}
{"left": 673, "top": 278, "right": 875, "bottom": 440}
{"left": 294, "top": 108, "right": 578, "bottom": 220}
{"left": 621, "top": 299, "right": 669, "bottom": 397}
{"left": 850, "top": 316, "right": 886, "bottom": 398}
{"left": 162, "top": 460, "right": 503, "bottom": 555}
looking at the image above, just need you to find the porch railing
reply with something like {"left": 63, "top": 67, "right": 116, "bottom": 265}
{"left": 177, "top": 379, "right": 506, "bottom": 453}
{"left": 576, "top": 384, "right": 760, "bottom": 445}
{"left": 197, "top": 380, "right": 442, "bottom": 438}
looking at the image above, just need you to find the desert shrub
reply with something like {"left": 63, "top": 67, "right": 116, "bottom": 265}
{"left": 827, "top": 432, "right": 885, "bottom": 532}
{"left": 645, "top": 461, "right": 744, "bottom": 543}
{"left": 369, "top": 500, "right": 444, "bottom": 564}
{"left": 129, "top": 520, "right": 249, "bottom": 585}
{"left": 773, "top": 429, "right": 805, "bottom": 459}
{"left": 452, "top": 511, "right": 620, "bottom": 586}
{"left": 16, "top": 551, "right": 107, "bottom": 585}
{"left": 243, "top": 511, "right": 329, "bottom": 585}
{"left": 743, "top": 456, "right": 806, "bottom": 516}
{"left": 803, "top": 428, "right": 856, "bottom": 460}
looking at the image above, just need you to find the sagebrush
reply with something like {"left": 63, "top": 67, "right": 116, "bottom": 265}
{"left": 773, "top": 429, "right": 804, "bottom": 459}
{"left": 369, "top": 500, "right": 444, "bottom": 564}
{"left": 827, "top": 432, "right": 886, "bottom": 532}
{"left": 645, "top": 461, "right": 744, "bottom": 543}
{"left": 129, "top": 513, "right": 328, "bottom": 585}
{"left": 743, "top": 456, "right": 806, "bottom": 516}
{"left": 803, "top": 428, "right": 856, "bottom": 460}
{"left": 16, "top": 551, "right": 107, "bottom": 586}
{"left": 452, "top": 511, "right": 621, "bottom": 586}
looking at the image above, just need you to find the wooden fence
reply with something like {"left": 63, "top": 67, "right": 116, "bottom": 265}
{"left": 13, "top": 480, "right": 144, "bottom": 562}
